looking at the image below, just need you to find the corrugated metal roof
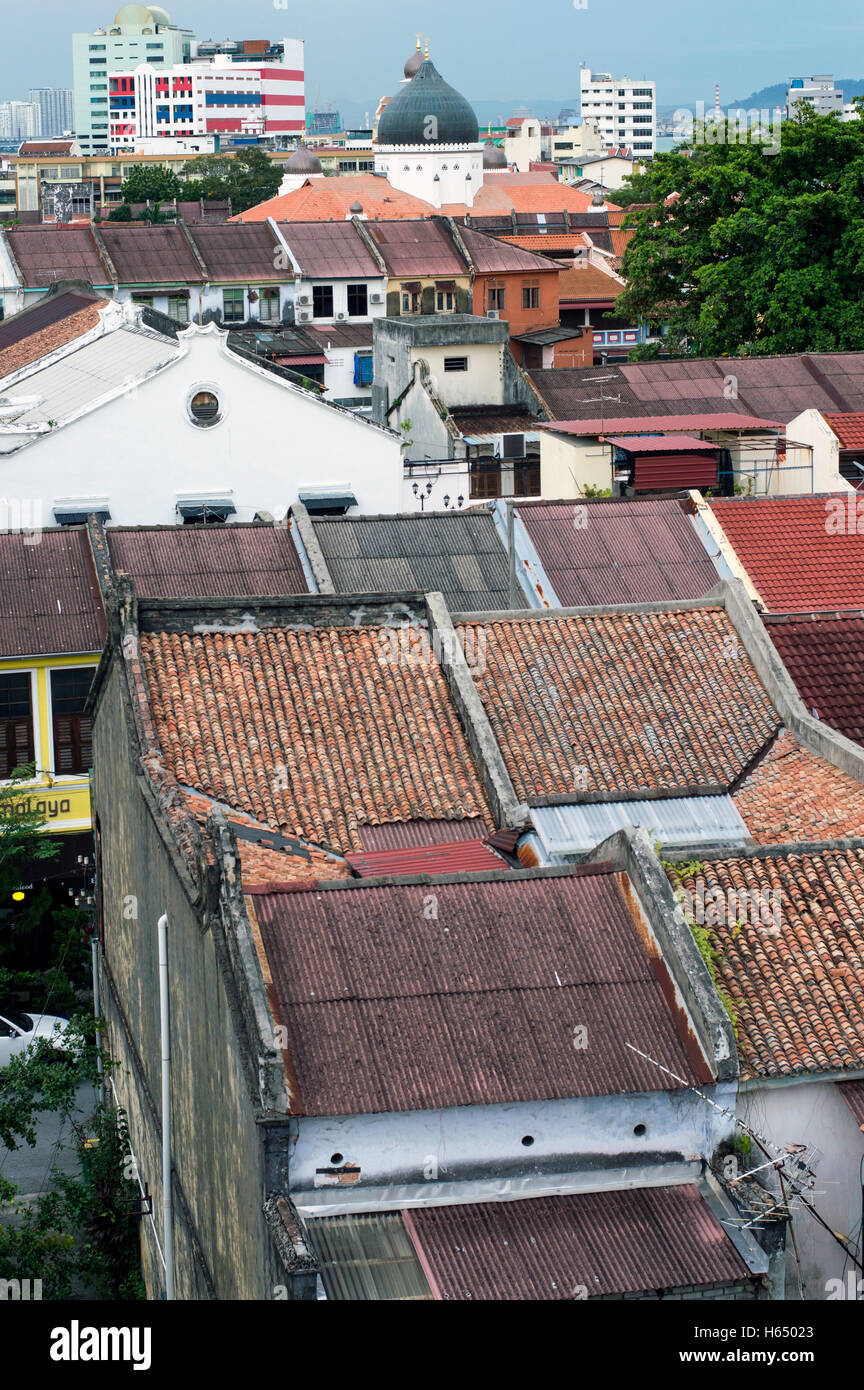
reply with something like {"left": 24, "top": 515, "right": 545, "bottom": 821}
{"left": 282, "top": 220, "right": 382, "bottom": 278}
{"left": 516, "top": 498, "right": 721, "bottom": 606}
{"left": 365, "top": 219, "right": 466, "bottom": 276}
{"left": 107, "top": 524, "right": 309, "bottom": 599}
{"left": 542, "top": 414, "right": 782, "bottom": 434}
{"left": 5, "top": 227, "right": 110, "bottom": 288}
{"left": 403, "top": 1185, "right": 753, "bottom": 1300}
{"left": 0, "top": 326, "right": 180, "bottom": 428}
{"left": 312, "top": 511, "right": 513, "bottom": 611}
{"left": 0, "top": 528, "right": 105, "bottom": 657}
{"left": 345, "top": 839, "right": 508, "bottom": 877}
{"left": 633, "top": 454, "right": 718, "bottom": 492}
{"left": 606, "top": 435, "right": 718, "bottom": 453}
{"left": 98, "top": 225, "right": 206, "bottom": 285}
{"left": 187, "top": 222, "right": 282, "bottom": 281}
{"left": 253, "top": 870, "right": 707, "bottom": 1116}
{"left": 307, "top": 1212, "right": 434, "bottom": 1300}
{"left": 531, "top": 796, "right": 750, "bottom": 856}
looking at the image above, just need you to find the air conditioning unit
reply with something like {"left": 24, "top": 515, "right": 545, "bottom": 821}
{"left": 486, "top": 310, "right": 500, "bottom": 320}
{"left": 297, "top": 294, "right": 310, "bottom": 304}
{"left": 336, "top": 312, "right": 346, "bottom": 319}
{"left": 370, "top": 293, "right": 382, "bottom": 304}
{"left": 298, "top": 311, "right": 310, "bottom": 321}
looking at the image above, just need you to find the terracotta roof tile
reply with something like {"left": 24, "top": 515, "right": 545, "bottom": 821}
{"left": 558, "top": 263, "right": 623, "bottom": 302}
{"left": 709, "top": 496, "right": 864, "bottom": 613}
{"left": 233, "top": 176, "right": 434, "bottom": 223}
{"left": 0, "top": 301, "right": 103, "bottom": 378}
{"left": 668, "top": 846, "right": 864, "bottom": 1079}
{"left": 766, "top": 614, "right": 864, "bottom": 747}
{"left": 824, "top": 413, "right": 864, "bottom": 449}
{"left": 139, "top": 624, "right": 492, "bottom": 854}
{"left": 458, "top": 608, "right": 779, "bottom": 801}
{"left": 733, "top": 732, "right": 864, "bottom": 843}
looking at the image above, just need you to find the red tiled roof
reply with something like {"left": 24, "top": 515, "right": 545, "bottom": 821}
{"left": 97, "top": 224, "right": 206, "bottom": 285}
{"left": 279, "top": 219, "right": 382, "bottom": 278}
{"left": 458, "top": 608, "right": 779, "bottom": 801}
{"left": 824, "top": 413, "right": 864, "bottom": 449}
{"left": 106, "top": 524, "right": 309, "bottom": 600}
{"left": 766, "top": 614, "right": 864, "bottom": 747}
{"left": 405, "top": 1185, "right": 753, "bottom": 1299}
{"left": 345, "top": 838, "right": 508, "bottom": 877}
{"left": 252, "top": 868, "right": 707, "bottom": 1115}
{"left": 500, "top": 233, "right": 591, "bottom": 251}
{"left": 184, "top": 791, "right": 350, "bottom": 888}
{"left": 709, "top": 496, "right": 864, "bottom": 613}
{"left": 668, "top": 846, "right": 864, "bottom": 1079}
{"left": 517, "top": 497, "right": 720, "bottom": 606}
{"left": 733, "top": 732, "right": 864, "bottom": 844}
{"left": 5, "top": 226, "right": 110, "bottom": 288}
{"left": 0, "top": 529, "right": 105, "bottom": 658}
{"left": 139, "top": 623, "right": 492, "bottom": 854}
{"left": 558, "top": 263, "right": 623, "bottom": 302}
{"left": 0, "top": 298, "right": 104, "bottom": 378}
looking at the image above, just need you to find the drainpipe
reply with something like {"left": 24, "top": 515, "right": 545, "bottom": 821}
{"left": 507, "top": 499, "right": 519, "bottom": 608}
{"left": 90, "top": 933, "right": 103, "bottom": 1084}
{"left": 157, "top": 913, "right": 175, "bottom": 1301}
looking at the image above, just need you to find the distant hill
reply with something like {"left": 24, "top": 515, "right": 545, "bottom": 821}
{"left": 717, "top": 78, "right": 864, "bottom": 110}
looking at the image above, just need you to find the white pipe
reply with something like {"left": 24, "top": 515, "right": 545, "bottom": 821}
{"left": 90, "top": 935, "right": 103, "bottom": 1082}
{"left": 157, "top": 913, "right": 175, "bottom": 1300}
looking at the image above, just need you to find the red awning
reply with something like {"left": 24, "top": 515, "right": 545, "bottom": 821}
{"left": 273, "top": 354, "right": 328, "bottom": 367}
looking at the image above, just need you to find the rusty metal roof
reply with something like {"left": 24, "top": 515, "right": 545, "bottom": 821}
{"left": 106, "top": 523, "right": 310, "bottom": 600}
{"left": 253, "top": 868, "right": 707, "bottom": 1116}
{"left": 187, "top": 222, "right": 283, "bottom": 282}
{"left": 345, "top": 839, "right": 509, "bottom": 877}
{"left": 0, "top": 528, "right": 105, "bottom": 658}
{"left": 97, "top": 225, "right": 206, "bottom": 285}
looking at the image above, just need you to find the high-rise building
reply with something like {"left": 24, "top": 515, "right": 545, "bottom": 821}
{"left": 72, "top": 5, "right": 194, "bottom": 154}
{"left": 108, "top": 39, "right": 304, "bottom": 151}
{"left": 579, "top": 68, "right": 656, "bottom": 155}
{"left": 0, "top": 100, "right": 43, "bottom": 141}
{"left": 785, "top": 75, "right": 844, "bottom": 118}
{"left": 29, "top": 87, "right": 75, "bottom": 136}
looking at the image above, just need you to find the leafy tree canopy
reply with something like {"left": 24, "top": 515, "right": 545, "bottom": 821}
{"left": 615, "top": 107, "right": 864, "bottom": 357}
{"left": 119, "top": 163, "right": 182, "bottom": 208}
{"left": 182, "top": 146, "right": 283, "bottom": 213}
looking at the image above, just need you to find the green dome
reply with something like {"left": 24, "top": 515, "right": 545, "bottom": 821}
{"left": 377, "top": 59, "right": 479, "bottom": 147}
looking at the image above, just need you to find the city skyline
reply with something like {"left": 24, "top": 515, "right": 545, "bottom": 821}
{"left": 0, "top": 0, "right": 862, "bottom": 111}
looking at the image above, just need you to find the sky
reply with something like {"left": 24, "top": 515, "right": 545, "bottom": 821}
{"left": 2, "top": 0, "right": 863, "bottom": 111}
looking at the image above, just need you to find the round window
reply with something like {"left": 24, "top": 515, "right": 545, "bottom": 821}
{"left": 188, "top": 389, "right": 221, "bottom": 427}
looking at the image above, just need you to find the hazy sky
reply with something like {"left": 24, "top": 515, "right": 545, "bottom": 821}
{"left": 2, "top": 0, "right": 862, "bottom": 108}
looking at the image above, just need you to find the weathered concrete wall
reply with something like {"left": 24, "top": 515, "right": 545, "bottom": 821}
{"left": 94, "top": 655, "right": 286, "bottom": 1300}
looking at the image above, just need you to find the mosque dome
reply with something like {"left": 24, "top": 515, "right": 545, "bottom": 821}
{"left": 285, "top": 143, "right": 323, "bottom": 174}
{"left": 483, "top": 139, "right": 508, "bottom": 168}
{"left": 377, "top": 59, "right": 479, "bottom": 146}
{"left": 404, "top": 42, "right": 423, "bottom": 79}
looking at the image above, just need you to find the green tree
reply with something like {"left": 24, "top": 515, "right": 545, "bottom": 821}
{"left": 614, "top": 107, "right": 864, "bottom": 357}
{"left": 119, "top": 163, "right": 182, "bottom": 221}
{"left": 182, "top": 147, "right": 283, "bottom": 213}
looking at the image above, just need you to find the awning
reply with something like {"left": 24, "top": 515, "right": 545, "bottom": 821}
{"left": 400, "top": 280, "right": 421, "bottom": 292}
{"left": 435, "top": 279, "right": 456, "bottom": 290}
{"left": 273, "top": 354, "right": 328, "bottom": 367}
{"left": 54, "top": 507, "right": 111, "bottom": 525}
{"left": 298, "top": 488, "right": 357, "bottom": 515}
{"left": 176, "top": 500, "right": 236, "bottom": 521}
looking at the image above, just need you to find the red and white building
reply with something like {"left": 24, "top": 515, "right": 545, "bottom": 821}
{"left": 109, "top": 38, "right": 304, "bottom": 151}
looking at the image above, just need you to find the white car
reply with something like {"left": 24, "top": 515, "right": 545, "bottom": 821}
{"left": 0, "top": 1005, "right": 71, "bottom": 1068}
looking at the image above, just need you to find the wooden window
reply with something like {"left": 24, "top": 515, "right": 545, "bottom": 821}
{"left": 469, "top": 462, "right": 502, "bottom": 500}
{"left": 487, "top": 283, "right": 506, "bottom": 311}
{"left": 50, "top": 668, "right": 96, "bottom": 776}
{"left": 0, "top": 673, "right": 34, "bottom": 780}
{"left": 521, "top": 281, "right": 540, "bottom": 309}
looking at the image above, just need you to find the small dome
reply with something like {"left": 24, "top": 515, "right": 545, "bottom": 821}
{"left": 591, "top": 189, "right": 606, "bottom": 207}
{"left": 114, "top": 4, "right": 158, "bottom": 25}
{"left": 404, "top": 43, "right": 423, "bottom": 79}
{"left": 377, "top": 59, "right": 479, "bottom": 147}
{"left": 349, "top": 200, "right": 363, "bottom": 213}
{"left": 285, "top": 143, "right": 323, "bottom": 174}
{"left": 483, "top": 139, "right": 507, "bottom": 168}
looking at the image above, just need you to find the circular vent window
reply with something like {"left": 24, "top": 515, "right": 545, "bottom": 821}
{"left": 188, "top": 389, "right": 221, "bottom": 427}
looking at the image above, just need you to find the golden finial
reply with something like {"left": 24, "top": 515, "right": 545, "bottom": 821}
{"left": 416, "top": 32, "right": 422, "bottom": 50}
{"left": 424, "top": 37, "right": 430, "bottom": 59}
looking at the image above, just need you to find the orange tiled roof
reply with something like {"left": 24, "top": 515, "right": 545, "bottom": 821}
{"left": 824, "top": 413, "right": 864, "bottom": 449}
{"left": 139, "top": 626, "right": 492, "bottom": 853}
{"left": 733, "top": 732, "right": 864, "bottom": 844}
{"left": 610, "top": 227, "right": 635, "bottom": 258}
{"left": 183, "top": 791, "right": 351, "bottom": 887}
{"left": 558, "top": 262, "right": 624, "bottom": 301}
{"left": 501, "top": 233, "right": 591, "bottom": 251}
{"left": 0, "top": 302, "right": 103, "bottom": 377}
{"left": 668, "top": 845, "right": 864, "bottom": 1079}
{"left": 458, "top": 608, "right": 780, "bottom": 801}
{"left": 233, "top": 175, "right": 435, "bottom": 223}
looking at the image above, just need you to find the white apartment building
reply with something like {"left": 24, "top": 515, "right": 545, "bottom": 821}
{"left": 785, "top": 75, "right": 844, "bottom": 118}
{"left": 72, "top": 5, "right": 194, "bottom": 154}
{"left": 0, "top": 102, "right": 42, "bottom": 141}
{"left": 579, "top": 67, "right": 656, "bottom": 155}
{"left": 29, "top": 88, "right": 75, "bottom": 137}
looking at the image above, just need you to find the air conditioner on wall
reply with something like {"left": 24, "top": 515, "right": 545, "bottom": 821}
{"left": 336, "top": 312, "right": 346, "bottom": 319}
{"left": 486, "top": 310, "right": 499, "bottom": 319}
{"left": 297, "top": 294, "right": 310, "bottom": 304}
{"left": 370, "top": 293, "right": 382, "bottom": 303}
{"left": 298, "top": 311, "right": 310, "bottom": 321}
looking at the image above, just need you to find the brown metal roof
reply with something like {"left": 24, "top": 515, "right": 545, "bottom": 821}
{"left": 252, "top": 868, "right": 706, "bottom": 1116}
{"left": 518, "top": 497, "right": 720, "bottom": 606}
{"left": 345, "top": 839, "right": 508, "bottom": 877}
{"left": 97, "top": 225, "right": 206, "bottom": 285}
{"left": 365, "top": 219, "right": 466, "bottom": 277}
{"left": 279, "top": 220, "right": 380, "bottom": 279}
{"left": 106, "top": 524, "right": 309, "bottom": 600}
{"left": 457, "top": 223, "right": 560, "bottom": 274}
{"left": 0, "top": 528, "right": 105, "bottom": 658}
{"left": 4, "top": 227, "right": 110, "bottom": 289}
{"left": 542, "top": 413, "right": 783, "bottom": 434}
{"left": 306, "top": 323, "right": 373, "bottom": 350}
{"left": 187, "top": 222, "right": 283, "bottom": 282}
{"left": 403, "top": 1185, "right": 753, "bottom": 1299}
{"left": 357, "top": 817, "right": 488, "bottom": 850}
